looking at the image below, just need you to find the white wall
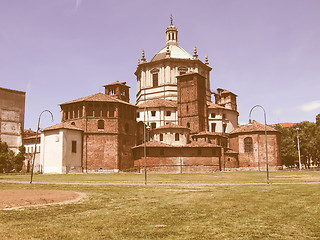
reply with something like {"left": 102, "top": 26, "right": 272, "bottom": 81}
{"left": 41, "top": 129, "right": 82, "bottom": 174}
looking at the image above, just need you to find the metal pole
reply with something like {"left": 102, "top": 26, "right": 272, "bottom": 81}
{"left": 30, "top": 110, "right": 54, "bottom": 184}
{"left": 296, "top": 128, "right": 302, "bottom": 170}
{"left": 249, "top": 105, "right": 269, "bottom": 184}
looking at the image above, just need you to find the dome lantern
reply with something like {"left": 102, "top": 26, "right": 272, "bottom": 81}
{"left": 166, "top": 15, "right": 178, "bottom": 46}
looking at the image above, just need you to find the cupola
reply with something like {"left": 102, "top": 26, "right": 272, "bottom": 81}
{"left": 166, "top": 15, "right": 178, "bottom": 46}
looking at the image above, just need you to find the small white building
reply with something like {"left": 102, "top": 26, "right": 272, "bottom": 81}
{"left": 40, "top": 122, "right": 83, "bottom": 174}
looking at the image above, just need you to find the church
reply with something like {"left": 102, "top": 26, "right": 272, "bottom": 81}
{"left": 38, "top": 18, "right": 281, "bottom": 174}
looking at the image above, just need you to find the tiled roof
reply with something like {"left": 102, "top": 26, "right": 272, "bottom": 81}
{"left": 132, "top": 140, "right": 175, "bottom": 148}
{"left": 24, "top": 135, "right": 40, "bottom": 140}
{"left": 154, "top": 123, "right": 189, "bottom": 130}
{"left": 24, "top": 129, "right": 37, "bottom": 138}
{"left": 43, "top": 122, "right": 83, "bottom": 131}
{"left": 60, "top": 92, "right": 135, "bottom": 106}
{"left": 207, "top": 101, "right": 226, "bottom": 109}
{"left": 138, "top": 99, "right": 177, "bottom": 108}
{"left": 192, "top": 131, "right": 228, "bottom": 137}
{"left": 230, "top": 120, "right": 278, "bottom": 134}
{"left": 103, "top": 81, "right": 130, "bottom": 88}
{"left": 185, "top": 141, "right": 220, "bottom": 147}
{"left": 216, "top": 88, "right": 237, "bottom": 96}
{"left": 280, "top": 122, "right": 295, "bottom": 128}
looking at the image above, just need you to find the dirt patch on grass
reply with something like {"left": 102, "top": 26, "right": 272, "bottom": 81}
{"left": 0, "top": 190, "right": 86, "bottom": 210}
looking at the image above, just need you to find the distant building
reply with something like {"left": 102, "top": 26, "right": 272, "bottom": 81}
{"left": 23, "top": 129, "right": 40, "bottom": 172}
{"left": 279, "top": 122, "right": 295, "bottom": 128}
{"left": 0, "top": 87, "right": 25, "bottom": 154}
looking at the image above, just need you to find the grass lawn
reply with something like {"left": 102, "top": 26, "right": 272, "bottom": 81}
{"left": 0, "top": 170, "right": 320, "bottom": 184}
{"left": 0, "top": 172, "right": 320, "bottom": 239}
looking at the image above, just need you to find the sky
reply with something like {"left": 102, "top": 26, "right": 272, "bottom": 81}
{"left": 1, "top": 0, "right": 320, "bottom": 130}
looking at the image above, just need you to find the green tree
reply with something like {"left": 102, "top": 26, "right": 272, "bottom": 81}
{"left": 274, "top": 125, "right": 297, "bottom": 167}
{"left": 13, "top": 145, "right": 25, "bottom": 172}
{"left": 0, "top": 141, "right": 9, "bottom": 173}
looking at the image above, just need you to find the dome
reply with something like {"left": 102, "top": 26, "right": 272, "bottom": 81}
{"left": 151, "top": 45, "right": 193, "bottom": 62}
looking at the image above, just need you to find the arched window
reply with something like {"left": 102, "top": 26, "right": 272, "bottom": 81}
{"left": 98, "top": 120, "right": 104, "bottom": 130}
{"left": 175, "top": 133, "right": 179, "bottom": 141}
{"left": 160, "top": 134, "right": 163, "bottom": 141}
{"left": 187, "top": 122, "right": 190, "bottom": 128}
{"left": 244, "top": 137, "right": 253, "bottom": 153}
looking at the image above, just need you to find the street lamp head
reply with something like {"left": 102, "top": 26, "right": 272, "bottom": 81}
{"left": 296, "top": 128, "right": 300, "bottom": 131}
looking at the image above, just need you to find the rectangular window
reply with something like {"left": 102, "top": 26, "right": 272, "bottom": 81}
{"left": 151, "top": 123, "right": 156, "bottom": 129}
{"left": 72, "top": 141, "right": 77, "bottom": 153}
{"left": 211, "top": 113, "right": 216, "bottom": 118}
{"left": 166, "top": 111, "right": 171, "bottom": 116}
{"left": 211, "top": 123, "right": 216, "bottom": 132}
{"left": 137, "top": 112, "right": 140, "bottom": 118}
{"left": 223, "top": 124, "right": 227, "bottom": 133}
{"left": 153, "top": 73, "right": 158, "bottom": 87}
{"left": 151, "top": 111, "right": 156, "bottom": 117}
{"left": 223, "top": 114, "right": 226, "bottom": 119}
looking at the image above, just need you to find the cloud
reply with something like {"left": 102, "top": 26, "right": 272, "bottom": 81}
{"left": 75, "top": 0, "right": 82, "bottom": 10}
{"left": 297, "top": 100, "right": 320, "bottom": 112}
{"left": 274, "top": 108, "right": 284, "bottom": 115}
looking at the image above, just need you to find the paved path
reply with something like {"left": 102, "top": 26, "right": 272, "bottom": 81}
{"left": 1, "top": 180, "right": 320, "bottom": 186}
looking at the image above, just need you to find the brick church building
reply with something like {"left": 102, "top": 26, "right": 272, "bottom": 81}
{"left": 39, "top": 18, "right": 281, "bottom": 174}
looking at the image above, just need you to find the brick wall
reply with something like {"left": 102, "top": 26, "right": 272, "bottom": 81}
{"left": 133, "top": 146, "right": 221, "bottom": 173}
{"left": 177, "top": 73, "right": 208, "bottom": 133}
{"left": 229, "top": 132, "right": 281, "bottom": 169}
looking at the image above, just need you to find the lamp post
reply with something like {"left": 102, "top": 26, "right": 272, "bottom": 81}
{"left": 249, "top": 105, "right": 269, "bottom": 184}
{"left": 296, "top": 128, "right": 302, "bottom": 170}
{"left": 30, "top": 110, "right": 54, "bottom": 184}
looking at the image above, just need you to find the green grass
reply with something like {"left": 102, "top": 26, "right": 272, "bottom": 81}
{"left": 0, "top": 171, "right": 320, "bottom": 239}
{"left": 0, "top": 170, "right": 320, "bottom": 184}
{"left": 0, "top": 182, "right": 319, "bottom": 239}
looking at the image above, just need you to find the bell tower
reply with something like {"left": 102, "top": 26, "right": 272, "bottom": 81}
{"left": 177, "top": 72, "right": 208, "bottom": 134}
{"left": 104, "top": 81, "right": 130, "bottom": 103}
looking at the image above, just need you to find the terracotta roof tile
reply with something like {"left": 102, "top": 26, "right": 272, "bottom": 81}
{"left": 60, "top": 92, "right": 135, "bottom": 106}
{"left": 138, "top": 99, "right": 177, "bottom": 108}
{"left": 192, "top": 131, "right": 228, "bottom": 137}
{"left": 103, "top": 81, "right": 130, "bottom": 88}
{"left": 230, "top": 120, "right": 278, "bottom": 134}
{"left": 207, "top": 101, "right": 226, "bottom": 109}
{"left": 280, "top": 122, "right": 295, "bottom": 128}
{"left": 185, "top": 141, "right": 220, "bottom": 147}
{"left": 43, "top": 122, "right": 83, "bottom": 131}
{"left": 132, "top": 140, "right": 174, "bottom": 148}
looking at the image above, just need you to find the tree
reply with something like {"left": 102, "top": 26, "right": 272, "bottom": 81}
{"left": 275, "top": 116, "right": 320, "bottom": 168}
{"left": 0, "top": 142, "right": 9, "bottom": 173}
{"left": 13, "top": 145, "right": 25, "bottom": 172}
{"left": 0, "top": 141, "right": 26, "bottom": 173}
{"left": 274, "top": 125, "right": 297, "bottom": 167}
